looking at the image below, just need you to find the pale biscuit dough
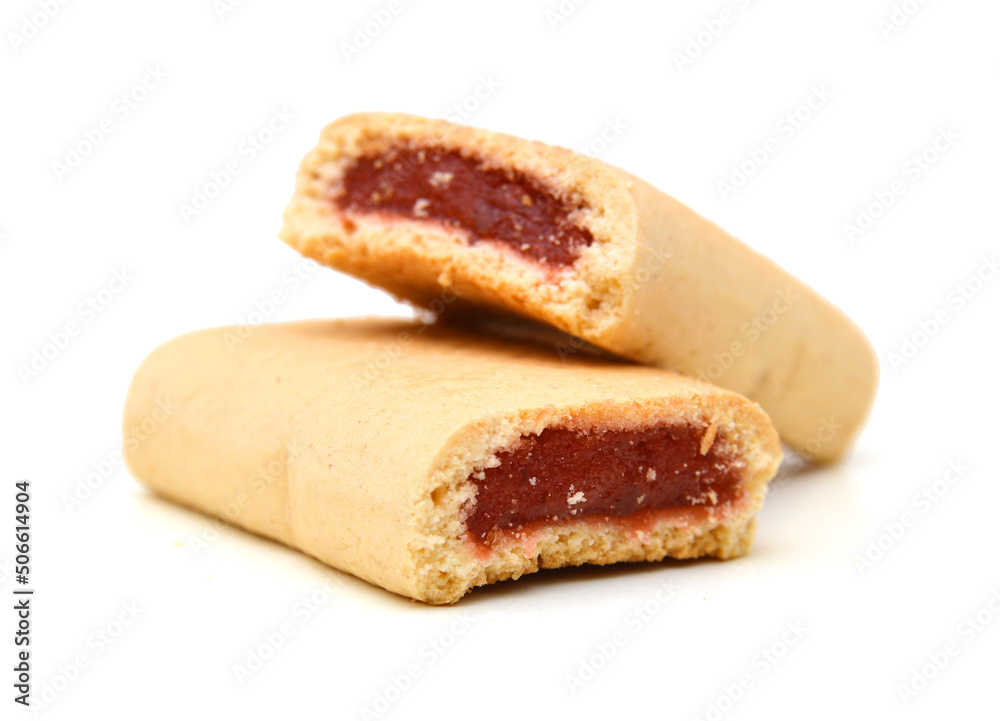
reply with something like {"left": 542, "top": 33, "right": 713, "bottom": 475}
{"left": 123, "top": 319, "right": 781, "bottom": 604}
{"left": 280, "top": 112, "right": 878, "bottom": 461}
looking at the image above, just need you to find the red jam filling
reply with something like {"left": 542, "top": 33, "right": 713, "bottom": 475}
{"left": 336, "top": 146, "right": 594, "bottom": 266}
{"left": 463, "top": 424, "right": 742, "bottom": 545}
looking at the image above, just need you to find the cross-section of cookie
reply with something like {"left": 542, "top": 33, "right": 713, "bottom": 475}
{"left": 280, "top": 112, "right": 878, "bottom": 462}
{"left": 123, "top": 319, "right": 781, "bottom": 604}
{"left": 338, "top": 146, "right": 595, "bottom": 267}
{"left": 462, "top": 423, "right": 740, "bottom": 552}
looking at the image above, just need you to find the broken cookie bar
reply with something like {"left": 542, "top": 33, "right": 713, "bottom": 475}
{"left": 123, "top": 319, "right": 780, "bottom": 604}
{"left": 279, "top": 112, "right": 877, "bottom": 462}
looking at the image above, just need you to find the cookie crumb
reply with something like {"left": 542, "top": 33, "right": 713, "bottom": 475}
{"left": 429, "top": 171, "right": 453, "bottom": 188}
{"left": 700, "top": 422, "right": 718, "bottom": 455}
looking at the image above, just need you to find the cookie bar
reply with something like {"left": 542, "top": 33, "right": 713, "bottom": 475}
{"left": 123, "top": 319, "right": 781, "bottom": 604}
{"left": 279, "top": 112, "right": 877, "bottom": 461}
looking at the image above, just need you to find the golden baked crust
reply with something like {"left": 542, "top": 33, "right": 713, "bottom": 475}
{"left": 123, "top": 319, "right": 781, "bottom": 604}
{"left": 280, "top": 112, "right": 877, "bottom": 462}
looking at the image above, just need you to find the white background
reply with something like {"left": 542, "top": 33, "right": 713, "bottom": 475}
{"left": 3, "top": 0, "right": 999, "bottom": 719}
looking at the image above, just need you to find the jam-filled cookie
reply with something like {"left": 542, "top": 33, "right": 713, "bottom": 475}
{"left": 123, "top": 319, "right": 780, "bottom": 603}
{"left": 280, "top": 112, "right": 877, "bottom": 461}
